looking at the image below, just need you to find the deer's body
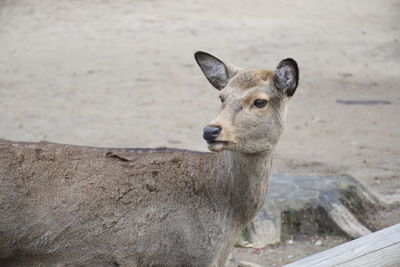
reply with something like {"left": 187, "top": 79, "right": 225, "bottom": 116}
{"left": 0, "top": 141, "right": 271, "bottom": 266}
{"left": 0, "top": 52, "right": 298, "bottom": 266}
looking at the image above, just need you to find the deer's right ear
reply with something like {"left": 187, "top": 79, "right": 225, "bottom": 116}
{"left": 194, "top": 51, "right": 240, "bottom": 90}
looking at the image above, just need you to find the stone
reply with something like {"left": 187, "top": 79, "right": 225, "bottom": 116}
{"left": 238, "top": 174, "right": 384, "bottom": 247}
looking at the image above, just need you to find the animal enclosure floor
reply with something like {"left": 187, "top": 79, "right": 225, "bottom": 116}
{"left": 231, "top": 235, "right": 347, "bottom": 266}
{"left": 232, "top": 205, "right": 400, "bottom": 266}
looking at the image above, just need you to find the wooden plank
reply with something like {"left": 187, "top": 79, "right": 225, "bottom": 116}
{"left": 285, "top": 223, "right": 400, "bottom": 267}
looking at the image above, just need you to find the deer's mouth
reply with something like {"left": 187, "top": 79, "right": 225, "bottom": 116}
{"left": 207, "top": 141, "right": 230, "bottom": 152}
{"left": 206, "top": 140, "right": 229, "bottom": 145}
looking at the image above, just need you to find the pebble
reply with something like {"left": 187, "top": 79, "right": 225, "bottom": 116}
{"left": 237, "top": 261, "right": 262, "bottom": 267}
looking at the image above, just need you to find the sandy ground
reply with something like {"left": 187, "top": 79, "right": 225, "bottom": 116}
{"left": 0, "top": 0, "right": 399, "bottom": 265}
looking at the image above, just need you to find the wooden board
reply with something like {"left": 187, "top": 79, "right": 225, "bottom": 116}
{"left": 285, "top": 223, "right": 400, "bottom": 267}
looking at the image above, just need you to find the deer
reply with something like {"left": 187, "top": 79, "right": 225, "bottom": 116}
{"left": 0, "top": 51, "right": 299, "bottom": 267}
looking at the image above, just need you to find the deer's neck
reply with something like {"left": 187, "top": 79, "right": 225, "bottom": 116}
{"left": 213, "top": 149, "right": 274, "bottom": 226}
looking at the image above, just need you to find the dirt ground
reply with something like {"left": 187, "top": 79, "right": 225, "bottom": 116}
{"left": 0, "top": 0, "right": 399, "bottom": 265}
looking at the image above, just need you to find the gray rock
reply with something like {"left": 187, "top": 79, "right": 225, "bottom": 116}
{"left": 238, "top": 175, "right": 383, "bottom": 247}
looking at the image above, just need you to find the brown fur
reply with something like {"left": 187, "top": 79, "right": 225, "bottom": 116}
{"left": 0, "top": 140, "right": 219, "bottom": 266}
{"left": 228, "top": 70, "right": 274, "bottom": 90}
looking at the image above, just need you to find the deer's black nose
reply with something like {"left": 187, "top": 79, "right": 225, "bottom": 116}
{"left": 203, "top": 126, "right": 221, "bottom": 142}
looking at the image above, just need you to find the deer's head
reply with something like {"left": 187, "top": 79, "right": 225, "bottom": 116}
{"left": 195, "top": 51, "right": 299, "bottom": 154}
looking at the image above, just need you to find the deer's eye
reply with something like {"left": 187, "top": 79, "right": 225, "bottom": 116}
{"left": 219, "top": 95, "right": 225, "bottom": 103}
{"left": 253, "top": 99, "right": 268, "bottom": 108}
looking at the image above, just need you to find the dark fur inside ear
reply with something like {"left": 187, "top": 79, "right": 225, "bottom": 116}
{"left": 273, "top": 58, "right": 299, "bottom": 97}
{"left": 194, "top": 51, "right": 229, "bottom": 90}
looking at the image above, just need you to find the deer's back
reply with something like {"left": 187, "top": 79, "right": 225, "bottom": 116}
{"left": 0, "top": 140, "right": 226, "bottom": 266}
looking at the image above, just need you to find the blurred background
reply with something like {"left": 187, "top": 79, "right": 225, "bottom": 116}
{"left": 0, "top": 0, "right": 399, "bottom": 264}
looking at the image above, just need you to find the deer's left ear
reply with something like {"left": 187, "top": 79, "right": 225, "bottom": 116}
{"left": 273, "top": 58, "right": 299, "bottom": 97}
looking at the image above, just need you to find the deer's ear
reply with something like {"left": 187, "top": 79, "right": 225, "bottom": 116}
{"left": 194, "top": 51, "right": 240, "bottom": 90}
{"left": 273, "top": 58, "right": 299, "bottom": 97}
